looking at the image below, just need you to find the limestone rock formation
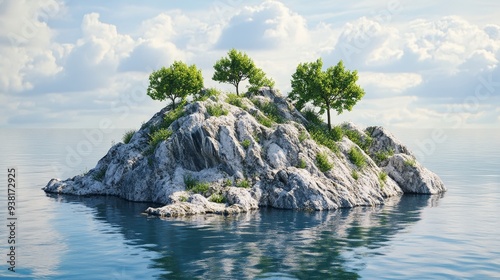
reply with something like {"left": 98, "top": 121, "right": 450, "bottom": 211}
{"left": 43, "top": 88, "right": 446, "bottom": 217}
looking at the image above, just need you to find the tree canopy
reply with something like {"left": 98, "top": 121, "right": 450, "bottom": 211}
{"left": 213, "top": 49, "right": 274, "bottom": 95}
{"left": 147, "top": 61, "right": 203, "bottom": 109}
{"left": 289, "top": 59, "right": 365, "bottom": 130}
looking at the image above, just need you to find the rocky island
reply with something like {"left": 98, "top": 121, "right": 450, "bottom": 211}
{"left": 43, "top": 88, "right": 446, "bottom": 217}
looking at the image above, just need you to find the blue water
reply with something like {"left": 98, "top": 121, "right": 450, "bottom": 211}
{"left": 0, "top": 128, "right": 499, "bottom": 279}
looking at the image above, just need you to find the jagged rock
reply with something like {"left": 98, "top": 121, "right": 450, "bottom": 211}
{"left": 367, "top": 126, "right": 414, "bottom": 156}
{"left": 43, "top": 87, "right": 446, "bottom": 217}
{"left": 383, "top": 154, "right": 447, "bottom": 194}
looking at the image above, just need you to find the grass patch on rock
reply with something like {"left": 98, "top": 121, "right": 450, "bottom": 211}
{"left": 252, "top": 99, "right": 286, "bottom": 124}
{"left": 236, "top": 178, "right": 251, "bottom": 188}
{"left": 351, "top": 170, "right": 359, "bottom": 181}
{"left": 374, "top": 149, "right": 394, "bottom": 164}
{"left": 348, "top": 147, "right": 366, "bottom": 169}
{"left": 378, "top": 171, "right": 388, "bottom": 188}
{"left": 404, "top": 158, "right": 417, "bottom": 167}
{"left": 209, "top": 194, "right": 226, "bottom": 204}
{"left": 226, "top": 93, "right": 248, "bottom": 110}
{"left": 195, "top": 88, "right": 220, "bottom": 102}
{"left": 149, "top": 128, "right": 173, "bottom": 148}
{"left": 241, "top": 139, "right": 251, "bottom": 149}
{"left": 184, "top": 174, "right": 210, "bottom": 194}
{"left": 309, "top": 126, "right": 339, "bottom": 154}
{"left": 343, "top": 128, "right": 373, "bottom": 153}
{"left": 122, "top": 129, "right": 136, "bottom": 144}
{"left": 316, "top": 152, "right": 333, "bottom": 172}
{"left": 206, "top": 103, "right": 228, "bottom": 117}
{"left": 256, "top": 114, "right": 273, "bottom": 128}
{"left": 297, "top": 158, "right": 307, "bottom": 169}
{"left": 163, "top": 103, "right": 186, "bottom": 129}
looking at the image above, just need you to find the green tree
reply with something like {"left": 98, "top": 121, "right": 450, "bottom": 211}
{"left": 147, "top": 61, "right": 203, "bottom": 109}
{"left": 248, "top": 67, "right": 275, "bottom": 94}
{"left": 213, "top": 49, "right": 274, "bottom": 95}
{"left": 289, "top": 59, "right": 365, "bottom": 130}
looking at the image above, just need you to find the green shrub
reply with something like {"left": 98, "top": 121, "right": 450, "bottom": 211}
{"left": 256, "top": 114, "right": 273, "bottom": 128}
{"left": 302, "top": 108, "right": 322, "bottom": 126}
{"left": 253, "top": 100, "right": 285, "bottom": 123}
{"left": 241, "top": 139, "right": 251, "bottom": 149}
{"left": 92, "top": 168, "right": 106, "bottom": 181}
{"left": 301, "top": 109, "right": 342, "bottom": 153}
{"left": 149, "top": 128, "right": 173, "bottom": 148}
{"left": 309, "top": 126, "right": 339, "bottom": 153}
{"left": 297, "top": 158, "right": 307, "bottom": 169}
{"left": 316, "top": 152, "right": 333, "bottom": 172}
{"left": 122, "top": 129, "right": 136, "bottom": 144}
{"left": 374, "top": 149, "right": 394, "bottom": 164}
{"left": 226, "top": 93, "right": 248, "bottom": 109}
{"left": 404, "top": 158, "right": 417, "bottom": 167}
{"left": 343, "top": 128, "right": 373, "bottom": 153}
{"left": 206, "top": 103, "right": 228, "bottom": 117}
{"left": 330, "top": 125, "right": 344, "bottom": 142}
{"left": 179, "top": 196, "right": 188, "bottom": 202}
{"left": 209, "top": 194, "right": 226, "bottom": 203}
{"left": 192, "top": 182, "right": 210, "bottom": 194}
{"left": 184, "top": 174, "right": 210, "bottom": 194}
{"left": 352, "top": 170, "right": 359, "bottom": 180}
{"left": 378, "top": 171, "right": 388, "bottom": 187}
{"left": 236, "top": 179, "right": 251, "bottom": 188}
{"left": 298, "top": 130, "right": 308, "bottom": 142}
{"left": 191, "top": 183, "right": 211, "bottom": 194}
{"left": 184, "top": 174, "right": 198, "bottom": 189}
{"left": 163, "top": 105, "right": 186, "bottom": 129}
{"left": 196, "top": 88, "right": 220, "bottom": 101}
{"left": 348, "top": 147, "right": 366, "bottom": 169}
{"left": 223, "top": 178, "right": 232, "bottom": 187}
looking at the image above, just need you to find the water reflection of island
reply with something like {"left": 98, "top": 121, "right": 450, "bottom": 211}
{"left": 47, "top": 193, "right": 443, "bottom": 279}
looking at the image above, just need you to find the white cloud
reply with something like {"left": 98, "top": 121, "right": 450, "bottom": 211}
{"left": 358, "top": 72, "right": 422, "bottom": 95}
{"left": 325, "top": 17, "right": 402, "bottom": 68}
{"left": 1, "top": 1, "right": 500, "bottom": 129}
{"left": 401, "top": 16, "right": 497, "bottom": 70}
{"left": 459, "top": 50, "right": 498, "bottom": 72}
{"left": 216, "top": 0, "right": 310, "bottom": 50}
{"left": 0, "top": 0, "right": 63, "bottom": 92}
{"left": 140, "top": 12, "right": 177, "bottom": 42}
{"left": 29, "top": 12, "right": 137, "bottom": 93}
{"left": 119, "top": 12, "right": 190, "bottom": 72}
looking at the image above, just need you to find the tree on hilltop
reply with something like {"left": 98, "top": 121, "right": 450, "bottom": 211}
{"left": 289, "top": 59, "right": 365, "bottom": 130}
{"left": 147, "top": 61, "right": 204, "bottom": 109}
{"left": 213, "top": 49, "right": 274, "bottom": 95}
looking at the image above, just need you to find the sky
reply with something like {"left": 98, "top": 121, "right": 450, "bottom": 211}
{"left": 1, "top": 0, "right": 500, "bottom": 130}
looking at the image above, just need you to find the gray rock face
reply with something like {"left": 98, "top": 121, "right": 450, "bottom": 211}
{"left": 383, "top": 154, "right": 447, "bottom": 194}
{"left": 43, "top": 88, "right": 446, "bottom": 217}
{"left": 366, "top": 125, "right": 447, "bottom": 194}
{"left": 367, "top": 126, "right": 414, "bottom": 156}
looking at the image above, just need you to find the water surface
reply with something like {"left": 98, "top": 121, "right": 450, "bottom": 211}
{"left": 0, "top": 128, "right": 498, "bottom": 279}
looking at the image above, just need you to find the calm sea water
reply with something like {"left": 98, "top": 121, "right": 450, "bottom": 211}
{"left": 0, "top": 128, "right": 499, "bottom": 279}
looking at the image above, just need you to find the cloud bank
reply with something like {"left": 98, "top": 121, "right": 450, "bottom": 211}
{"left": 1, "top": 0, "right": 499, "bottom": 129}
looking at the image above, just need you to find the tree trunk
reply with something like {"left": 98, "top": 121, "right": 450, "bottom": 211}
{"left": 235, "top": 81, "right": 240, "bottom": 96}
{"left": 327, "top": 106, "right": 332, "bottom": 130}
{"left": 171, "top": 96, "right": 176, "bottom": 109}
